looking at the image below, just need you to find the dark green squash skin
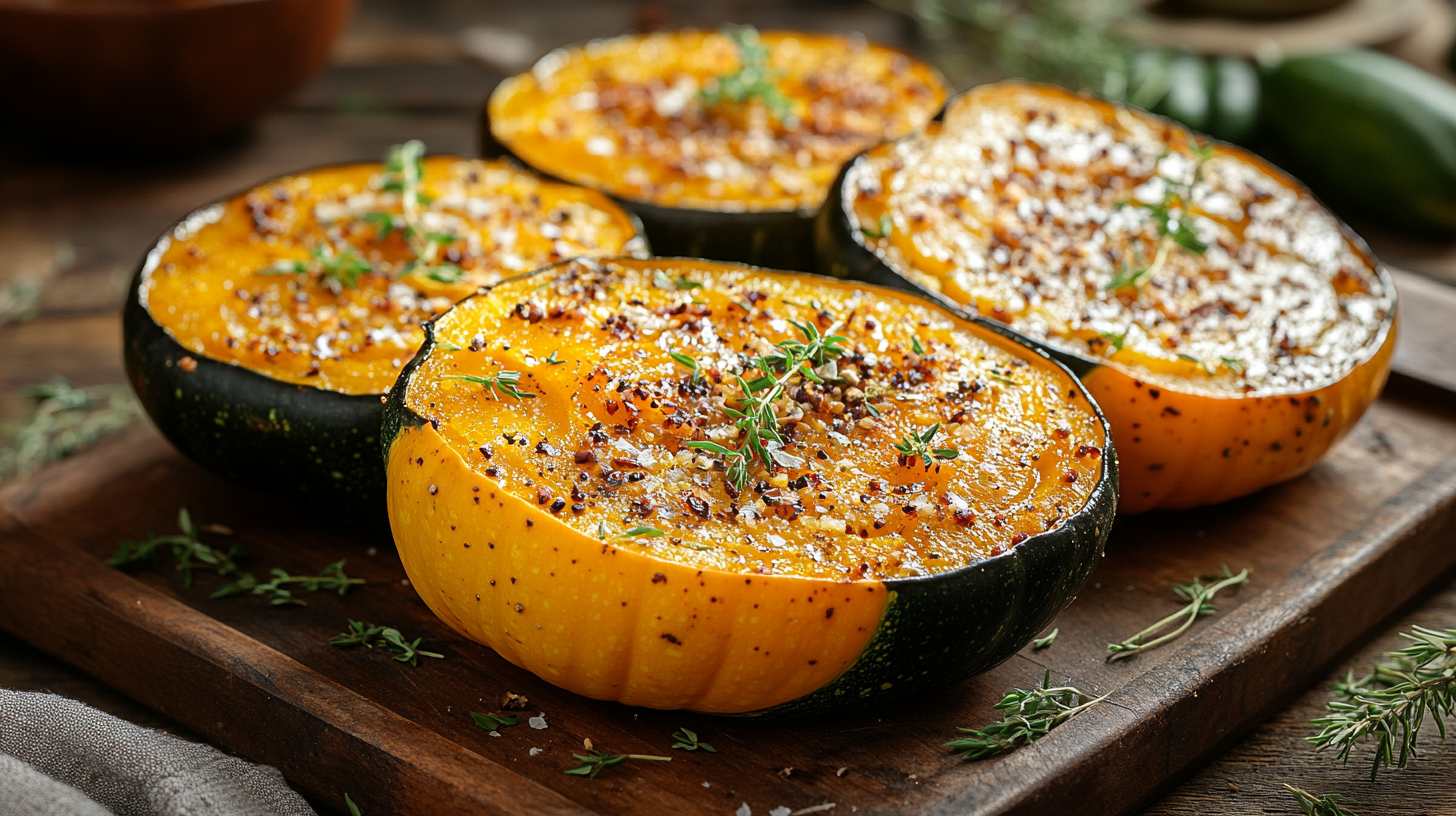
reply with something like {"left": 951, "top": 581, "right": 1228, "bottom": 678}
{"left": 123, "top": 241, "right": 388, "bottom": 518}
{"left": 383, "top": 258, "right": 1118, "bottom": 716}
{"left": 480, "top": 108, "right": 816, "bottom": 272}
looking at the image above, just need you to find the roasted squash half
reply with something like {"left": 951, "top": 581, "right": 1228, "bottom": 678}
{"left": 817, "top": 82, "right": 1397, "bottom": 513}
{"left": 483, "top": 28, "right": 948, "bottom": 272}
{"left": 383, "top": 257, "right": 1116, "bottom": 714}
{"left": 124, "top": 148, "right": 646, "bottom": 513}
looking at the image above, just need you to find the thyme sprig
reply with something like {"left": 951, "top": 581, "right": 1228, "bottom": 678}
{"left": 377, "top": 140, "right": 463, "bottom": 284}
{"left": 1107, "top": 142, "right": 1214, "bottom": 293}
{"left": 1107, "top": 565, "right": 1248, "bottom": 661}
{"left": 946, "top": 670, "right": 1107, "bottom": 760}
{"left": 261, "top": 243, "right": 373, "bottom": 292}
{"left": 330, "top": 620, "right": 444, "bottom": 666}
{"left": 213, "top": 560, "right": 362, "bottom": 606}
{"left": 1308, "top": 625, "right": 1456, "bottom": 780}
{"left": 1284, "top": 784, "right": 1360, "bottom": 816}
{"left": 893, "top": 423, "right": 960, "bottom": 468}
{"left": 687, "top": 319, "right": 848, "bottom": 492}
{"left": 108, "top": 509, "right": 364, "bottom": 605}
{"left": 670, "top": 727, "right": 716, "bottom": 752}
{"left": 0, "top": 379, "right": 141, "bottom": 483}
{"left": 566, "top": 749, "right": 671, "bottom": 778}
{"left": 441, "top": 371, "right": 536, "bottom": 400}
{"left": 699, "top": 25, "right": 793, "bottom": 120}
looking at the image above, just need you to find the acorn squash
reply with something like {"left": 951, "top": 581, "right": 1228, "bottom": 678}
{"left": 816, "top": 82, "right": 1397, "bottom": 513}
{"left": 482, "top": 28, "right": 948, "bottom": 272}
{"left": 383, "top": 257, "right": 1116, "bottom": 714}
{"left": 124, "top": 148, "right": 646, "bottom": 513}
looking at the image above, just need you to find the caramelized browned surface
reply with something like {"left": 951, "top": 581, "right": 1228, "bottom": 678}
{"left": 489, "top": 30, "right": 947, "bottom": 212}
{"left": 403, "top": 258, "right": 1105, "bottom": 580}
{"left": 142, "top": 157, "right": 642, "bottom": 394}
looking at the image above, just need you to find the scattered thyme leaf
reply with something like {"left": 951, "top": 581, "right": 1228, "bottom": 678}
{"left": 860, "top": 214, "right": 894, "bottom": 240}
{"left": 344, "top": 793, "right": 363, "bottom": 816}
{"left": 1107, "top": 565, "right": 1248, "bottom": 661}
{"left": 671, "top": 727, "right": 716, "bottom": 752}
{"left": 471, "top": 712, "right": 520, "bottom": 732}
{"left": 1099, "top": 331, "right": 1128, "bottom": 353}
{"left": 654, "top": 269, "right": 703, "bottom": 290}
{"left": 911, "top": 335, "right": 926, "bottom": 355}
{"left": 669, "top": 351, "right": 702, "bottom": 384}
{"left": 946, "top": 670, "right": 1106, "bottom": 759}
{"left": 1033, "top": 628, "right": 1059, "bottom": 650}
{"left": 616, "top": 526, "right": 665, "bottom": 539}
{"left": 544, "top": 350, "right": 566, "bottom": 365}
{"left": 331, "top": 620, "right": 444, "bottom": 666}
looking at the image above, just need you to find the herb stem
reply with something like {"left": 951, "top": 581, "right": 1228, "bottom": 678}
{"left": 1107, "top": 565, "right": 1247, "bottom": 661}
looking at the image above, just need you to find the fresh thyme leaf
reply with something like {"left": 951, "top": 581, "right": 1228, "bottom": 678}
{"left": 988, "top": 372, "right": 1018, "bottom": 386}
{"left": 1220, "top": 356, "right": 1245, "bottom": 374}
{"left": 442, "top": 371, "right": 536, "bottom": 400}
{"left": 653, "top": 269, "right": 703, "bottom": 290}
{"left": 911, "top": 335, "right": 926, "bottom": 355}
{"left": 566, "top": 750, "right": 671, "bottom": 778}
{"left": 545, "top": 350, "right": 566, "bottom": 365}
{"left": 0, "top": 378, "right": 142, "bottom": 483}
{"left": 1099, "top": 330, "right": 1128, "bottom": 353}
{"left": 616, "top": 526, "right": 665, "bottom": 539}
{"left": 330, "top": 620, "right": 444, "bottom": 666}
{"left": 1104, "top": 263, "right": 1151, "bottom": 291}
{"left": 0, "top": 278, "right": 40, "bottom": 327}
{"left": 360, "top": 211, "right": 398, "bottom": 240}
{"left": 344, "top": 793, "right": 363, "bottom": 816}
{"left": 1106, "top": 142, "right": 1213, "bottom": 293}
{"left": 699, "top": 25, "right": 792, "bottom": 120}
{"left": 423, "top": 263, "right": 465, "bottom": 284}
{"left": 1176, "top": 352, "right": 1219, "bottom": 375}
{"left": 470, "top": 712, "right": 520, "bottom": 732}
{"left": 258, "top": 260, "right": 308, "bottom": 276}
{"left": 860, "top": 214, "right": 894, "bottom": 240}
{"left": 1309, "top": 625, "right": 1456, "bottom": 780}
{"left": 1033, "top": 628, "right": 1059, "bottom": 650}
{"left": 1107, "top": 565, "right": 1248, "bottom": 661}
{"left": 946, "top": 670, "right": 1106, "bottom": 759}
{"left": 1284, "top": 784, "right": 1360, "bottom": 816}
{"left": 670, "top": 727, "right": 716, "bottom": 752}
{"left": 669, "top": 351, "right": 702, "bottom": 384}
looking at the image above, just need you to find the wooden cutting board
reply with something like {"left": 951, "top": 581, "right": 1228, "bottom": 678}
{"left": 1, "top": 271, "right": 1454, "bottom": 816}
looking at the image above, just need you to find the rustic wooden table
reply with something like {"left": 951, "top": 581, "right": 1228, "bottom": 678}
{"left": 3, "top": 2, "right": 1456, "bottom": 814}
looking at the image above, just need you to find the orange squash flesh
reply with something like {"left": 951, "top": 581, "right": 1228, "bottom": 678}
{"left": 832, "top": 82, "right": 1397, "bottom": 512}
{"left": 141, "top": 156, "right": 645, "bottom": 396}
{"left": 384, "top": 258, "right": 1113, "bottom": 712}
{"left": 487, "top": 30, "right": 948, "bottom": 214}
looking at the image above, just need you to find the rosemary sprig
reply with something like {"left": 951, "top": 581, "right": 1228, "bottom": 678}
{"left": 470, "top": 712, "right": 520, "bottom": 733}
{"left": 893, "top": 423, "right": 960, "bottom": 468}
{"left": 699, "top": 25, "right": 792, "bottom": 120}
{"left": 687, "top": 319, "right": 848, "bottom": 492}
{"left": 946, "top": 670, "right": 1107, "bottom": 759}
{"left": 1107, "top": 565, "right": 1248, "bottom": 661}
{"left": 0, "top": 379, "right": 141, "bottom": 483}
{"left": 1308, "top": 625, "right": 1456, "bottom": 780}
{"left": 330, "top": 620, "right": 444, "bottom": 666}
{"left": 670, "top": 727, "right": 716, "bottom": 752}
{"left": 566, "top": 750, "right": 671, "bottom": 778}
{"left": 441, "top": 371, "right": 536, "bottom": 400}
{"left": 1284, "top": 784, "right": 1360, "bottom": 816}
{"left": 212, "top": 559, "right": 363, "bottom": 606}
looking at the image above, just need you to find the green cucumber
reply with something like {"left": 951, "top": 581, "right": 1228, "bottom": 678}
{"left": 1261, "top": 49, "right": 1456, "bottom": 235}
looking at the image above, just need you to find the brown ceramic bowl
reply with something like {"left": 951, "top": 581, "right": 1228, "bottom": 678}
{"left": 0, "top": 0, "right": 353, "bottom": 149}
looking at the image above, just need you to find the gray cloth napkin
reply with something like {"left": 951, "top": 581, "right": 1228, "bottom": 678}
{"left": 0, "top": 690, "right": 316, "bottom": 816}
